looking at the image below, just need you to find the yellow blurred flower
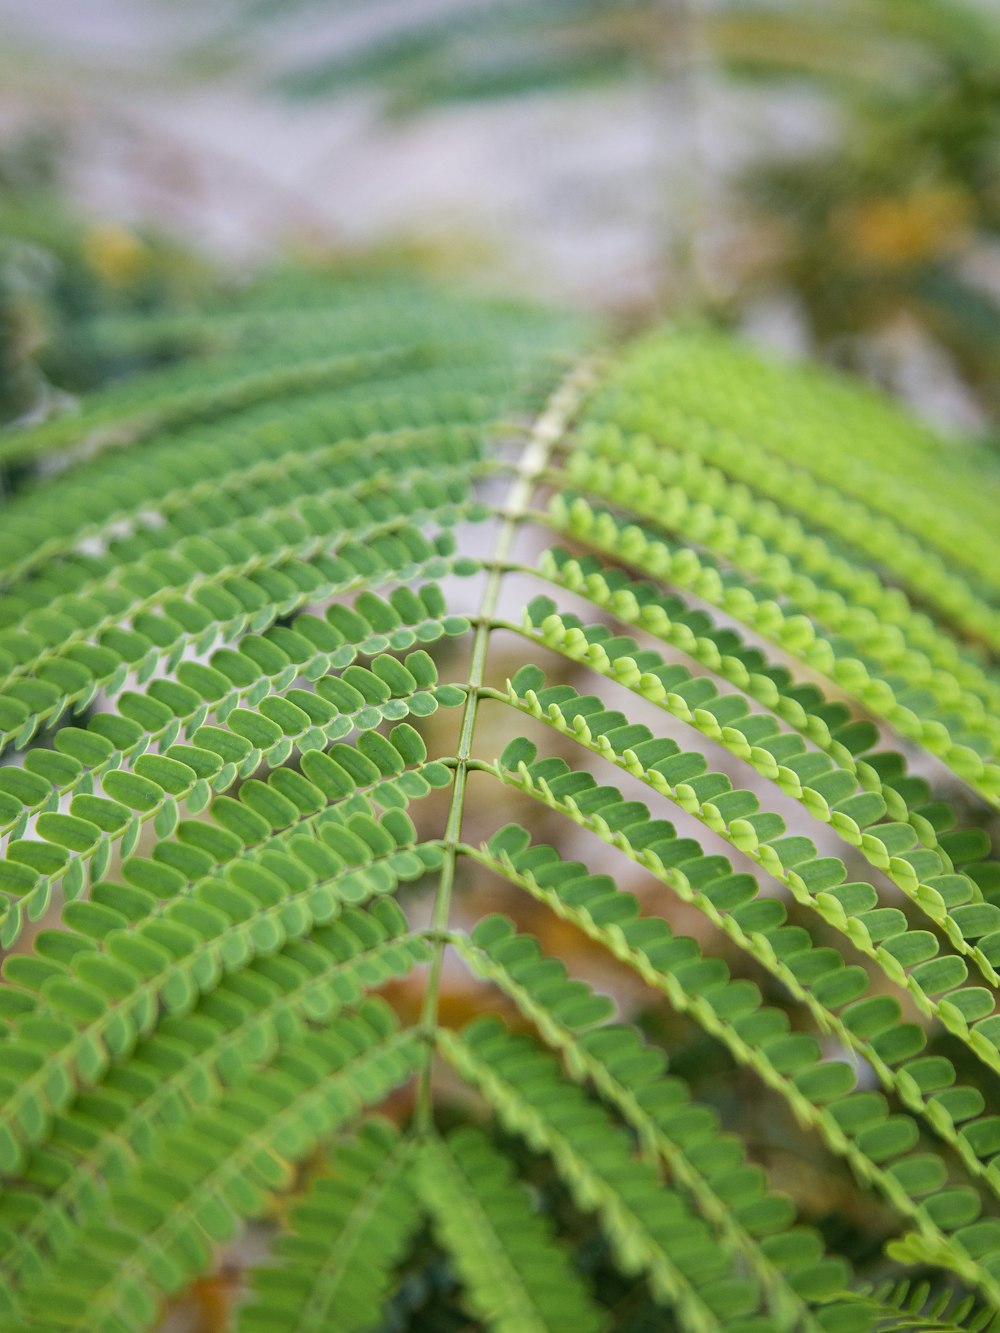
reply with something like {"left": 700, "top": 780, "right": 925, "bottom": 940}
{"left": 82, "top": 222, "right": 146, "bottom": 284}
{"left": 836, "top": 188, "right": 973, "bottom": 266}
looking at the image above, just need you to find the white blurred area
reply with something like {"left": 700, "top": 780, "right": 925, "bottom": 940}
{"left": 0, "top": 0, "right": 830, "bottom": 311}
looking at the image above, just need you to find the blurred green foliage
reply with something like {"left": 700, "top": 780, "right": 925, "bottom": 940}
{"left": 0, "top": 130, "right": 210, "bottom": 430}
{"left": 4, "top": 0, "right": 998, "bottom": 421}
{"left": 732, "top": 0, "right": 1000, "bottom": 411}
{"left": 220, "top": 0, "right": 1000, "bottom": 416}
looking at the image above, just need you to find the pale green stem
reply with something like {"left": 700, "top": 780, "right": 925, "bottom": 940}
{"left": 413, "top": 357, "right": 601, "bottom": 1132}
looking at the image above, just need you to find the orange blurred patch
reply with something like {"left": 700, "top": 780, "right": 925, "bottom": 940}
{"left": 185, "top": 1268, "right": 240, "bottom": 1333}
{"left": 836, "top": 188, "right": 972, "bottom": 266}
{"left": 380, "top": 972, "right": 526, "bottom": 1033}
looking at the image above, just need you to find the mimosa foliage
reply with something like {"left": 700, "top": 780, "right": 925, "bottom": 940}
{"left": 0, "top": 274, "right": 999, "bottom": 1332}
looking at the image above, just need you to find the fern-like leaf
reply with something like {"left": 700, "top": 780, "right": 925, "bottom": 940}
{"left": 415, "top": 1126, "right": 605, "bottom": 1333}
{"left": 1, "top": 273, "right": 998, "bottom": 1331}
{"left": 238, "top": 1118, "right": 421, "bottom": 1333}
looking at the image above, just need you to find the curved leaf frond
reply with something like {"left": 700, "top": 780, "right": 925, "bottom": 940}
{"left": 1, "top": 273, "right": 998, "bottom": 1331}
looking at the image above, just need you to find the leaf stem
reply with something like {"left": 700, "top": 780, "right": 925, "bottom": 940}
{"left": 413, "top": 356, "right": 600, "bottom": 1133}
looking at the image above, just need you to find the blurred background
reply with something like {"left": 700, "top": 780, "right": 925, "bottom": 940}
{"left": 2, "top": 4, "right": 1000, "bottom": 1329}
{"left": 2, "top": 0, "right": 1000, "bottom": 435}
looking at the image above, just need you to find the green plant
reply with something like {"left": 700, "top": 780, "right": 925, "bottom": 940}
{"left": 0, "top": 164, "right": 208, "bottom": 434}
{"left": 207, "top": 0, "right": 1000, "bottom": 411}
{"left": 0, "top": 271, "right": 999, "bottom": 1332}
{"left": 734, "top": 0, "right": 1000, "bottom": 415}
